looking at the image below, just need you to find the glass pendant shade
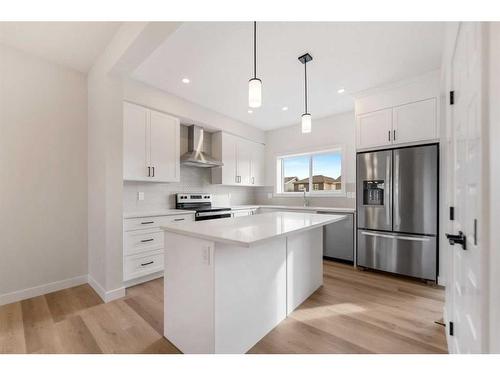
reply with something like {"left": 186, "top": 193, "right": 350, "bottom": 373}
{"left": 301, "top": 113, "right": 312, "bottom": 133}
{"left": 248, "top": 78, "right": 262, "bottom": 108}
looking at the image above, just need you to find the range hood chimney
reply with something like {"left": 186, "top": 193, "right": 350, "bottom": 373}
{"left": 180, "top": 125, "right": 223, "bottom": 168}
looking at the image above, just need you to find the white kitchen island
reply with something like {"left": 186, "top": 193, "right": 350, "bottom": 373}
{"left": 161, "top": 211, "right": 345, "bottom": 354}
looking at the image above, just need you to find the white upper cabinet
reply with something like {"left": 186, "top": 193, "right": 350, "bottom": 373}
{"left": 354, "top": 70, "right": 440, "bottom": 150}
{"left": 392, "top": 98, "right": 437, "bottom": 144}
{"left": 123, "top": 102, "right": 180, "bottom": 182}
{"left": 123, "top": 102, "right": 148, "bottom": 180}
{"left": 356, "top": 109, "right": 393, "bottom": 149}
{"left": 212, "top": 132, "right": 265, "bottom": 186}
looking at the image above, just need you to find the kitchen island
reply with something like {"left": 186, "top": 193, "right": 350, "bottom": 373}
{"left": 161, "top": 211, "right": 345, "bottom": 354}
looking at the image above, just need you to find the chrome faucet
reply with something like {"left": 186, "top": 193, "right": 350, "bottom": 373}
{"left": 303, "top": 190, "right": 309, "bottom": 207}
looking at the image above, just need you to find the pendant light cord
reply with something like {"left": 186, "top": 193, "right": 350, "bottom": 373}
{"left": 304, "top": 61, "right": 308, "bottom": 114}
{"left": 253, "top": 21, "right": 257, "bottom": 79}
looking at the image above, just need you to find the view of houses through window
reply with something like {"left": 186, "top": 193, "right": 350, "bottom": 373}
{"left": 278, "top": 149, "right": 342, "bottom": 194}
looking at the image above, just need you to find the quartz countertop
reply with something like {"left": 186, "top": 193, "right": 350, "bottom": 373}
{"left": 161, "top": 211, "right": 345, "bottom": 247}
{"left": 256, "top": 205, "right": 356, "bottom": 213}
{"left": 123, "top": 209, "right": 196, "bottom": 219}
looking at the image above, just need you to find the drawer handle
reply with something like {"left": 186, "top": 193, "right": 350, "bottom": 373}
{"left": 140, "top": 261, "right": 154, "bottom": 267}
{"left": 174, "top": 218, "right": 185, "bottom": 222}
{"left": 141, "top": 221, "right": 154, "bottom": 225}
{"left": 141, "top": 238, "right": 154, "bottom": 243}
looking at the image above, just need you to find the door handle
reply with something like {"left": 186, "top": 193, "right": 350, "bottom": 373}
{"left": 152, "top": 166, "right": 155, "bottom": 177}
{"left": 446, "top": 231, "right": 466, "bottom": 250}
{"left": 393, "top": 129, "right": 396, "bottom": 141}
{"left": 148, "top": 166, "right": 151, "bottom": 177}
{"left": 388, "top": 130, "right": 391, "bottom": 142}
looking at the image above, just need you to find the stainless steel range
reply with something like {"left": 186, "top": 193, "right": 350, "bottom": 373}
{"left": 176, "top": 193, "right": 232, "bottom": 221}
{"left": 356, "top": 144, "right": 438, "bottom": 281}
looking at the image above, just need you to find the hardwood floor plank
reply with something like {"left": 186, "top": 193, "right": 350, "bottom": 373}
{"left": 53, "top": 315, "right": 102, "bottom": 353}
{"left": 124, "top": 295, "right": 164, "bottom": 335}
{"left": 0, "top": 302, "right": 26, "bottom": 353}
{"left": 21, "top": 296, "right": 59, "bottom": 353}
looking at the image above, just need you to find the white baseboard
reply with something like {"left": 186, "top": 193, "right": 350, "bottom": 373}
{"left": 0, "top": 275, "right": 88, "bottom": 306}
{"left": 87, "top": 274, "right": 125, "bottom": 303}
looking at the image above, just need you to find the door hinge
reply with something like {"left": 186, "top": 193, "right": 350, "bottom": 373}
{"left": 450, "top": 91, "right": 455, "bottom": 105}
{"left": 449, "top": 321, "right": 454, "bottom": 336}
{"left": 449, "top": 206, "right": 455, "bottom": 220}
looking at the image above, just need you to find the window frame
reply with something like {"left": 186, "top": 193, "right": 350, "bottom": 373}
{"left": 274, "top": 146, "right": 345, "bottom": 197}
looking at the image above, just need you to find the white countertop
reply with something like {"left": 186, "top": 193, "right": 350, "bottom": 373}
{"left": 123, "top": 209, "right": 195, "bottom": 219}
{"left": 161, "top": 211, "right": 346, "bottom": 247}
{"left": 256, "top": 205, "right": 356, "bottom": 213}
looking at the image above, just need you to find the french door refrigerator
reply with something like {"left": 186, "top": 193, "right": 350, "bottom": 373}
{"left": 356, "top": 144, "right": 438, "bottom": 281}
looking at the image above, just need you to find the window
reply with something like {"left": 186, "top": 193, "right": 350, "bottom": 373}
{"left": 276, "top": 148, "right": 343, "bottom": 195}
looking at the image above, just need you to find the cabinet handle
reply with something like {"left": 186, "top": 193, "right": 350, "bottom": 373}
{"left": 393, "top": 130, "right": 396, "bottom": 141}
{"left": 152, "top": 166, "right": 155, "bottom": 177}
{"left": 140, "top": 261, "right": 154, "bottom": 267}
{"left": 148, "top": 166, "right": 151, "bottom": 177}
{"left": 141, "top": 238, "right": 154, "bottom": 243}
{"left": 388, "top": 130, "right": 391, "bottom": 142}
{"left": 252, "top": 177, "right": 255, "bottom": 184}
{"left": 174, "top": 218, "right": 185, "bottom": 222}
{"left": 141, "top": 221, "right": 154, "bottom": 225}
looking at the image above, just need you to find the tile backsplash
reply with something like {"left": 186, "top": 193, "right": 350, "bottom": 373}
{"left": 123, "top": 166, "right": 257, "bottom": 213}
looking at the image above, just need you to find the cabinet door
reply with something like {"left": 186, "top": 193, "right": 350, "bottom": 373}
{"left": 392, "top": 98, "right": 437, "bottom": 144}
{"left": 123, "top": 102, "right": 148, "bottom": 180}
{"left": 236, "top": 139, "right": 252, "bottom": 185}
{"left": 148, "top": 109, "right": 180, "bottom": 182}
{"left": 250, "top": 142, "right": 265, "bottom": 186}
{"left": 221, "top": 133, "right": 238, "bottom": 185}
{"left": 356, "top": 108, "right": 393, "bottom": 149}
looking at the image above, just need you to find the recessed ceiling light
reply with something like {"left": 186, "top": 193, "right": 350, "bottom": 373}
{"left": 337, "top": 88, "right": 345, "bottom": 94}
{"left": 182, "top": 78, "right": 190, "bottom": 84}
{"left": 248, "top": 109, "right": 253, "bottom": 114}
{"left": 282, "top": 106, "right": 288, "bottom": 111}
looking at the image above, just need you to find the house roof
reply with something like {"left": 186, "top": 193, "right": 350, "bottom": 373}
{"left": 284, "top": 176, "right": 298, "bottom": 183}
{"left": 293, "top": 175, "right": 341, "bottom": 184}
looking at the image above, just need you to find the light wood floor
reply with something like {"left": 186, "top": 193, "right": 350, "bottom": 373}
{"left": 0, "top": 261, "right": 447, "bottom": 354}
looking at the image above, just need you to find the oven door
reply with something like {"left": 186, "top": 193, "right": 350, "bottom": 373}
{"left": 195, "top": 211, "right": 232, "bottom": 221}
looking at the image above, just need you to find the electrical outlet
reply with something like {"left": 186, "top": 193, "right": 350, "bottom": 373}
{"left": 202, "top": 246, "right": 211, "bottom": 265}
{"left": 137, "top": 192, "right": 145, "bottom": 201}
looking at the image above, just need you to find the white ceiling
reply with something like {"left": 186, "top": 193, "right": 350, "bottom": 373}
{"left": 132, "top": 22, "right": 444, "bottom": 130}
{"left": 0, "top": 22, "right": 121, "bottom": 72}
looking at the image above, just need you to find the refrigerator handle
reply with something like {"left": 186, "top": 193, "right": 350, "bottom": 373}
{"left": 393, "top": 152, "right": 400, "bottom": 231}
{"left": 360, "top": 231, "right": 431, "bottom": 242}
{"left": 385, "top": 152, "right": 392, "bottom": 227}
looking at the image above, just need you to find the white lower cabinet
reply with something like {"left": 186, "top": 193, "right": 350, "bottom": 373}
{"left": 123, "top": 213, "right": 194, "bottom": 283}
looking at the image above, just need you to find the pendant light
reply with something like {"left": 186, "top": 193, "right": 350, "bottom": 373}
{"left": 248, "top": 21, "right": 262, "bottom": 108}
{"left": 298, "top": 53, "right": 313, "bottom": 133}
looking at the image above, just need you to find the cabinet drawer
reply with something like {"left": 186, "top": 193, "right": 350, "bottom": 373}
{"left": 124, "top": 230, "right": 164, "bottom": 256}
{"left": 124, "top": 250, "right": 164, "bottom": 281}
{"left": 124, "top": 214, "right": 194, "bottom": 231}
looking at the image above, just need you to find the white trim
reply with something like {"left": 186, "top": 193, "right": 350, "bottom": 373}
{"left": 0, "top": 275, "right": 88, "bottom": 306}
{"left": 87, "top": 275, "right": 126, "bottom": 303}
{"left": 123, "top": 270, "right": 163, "bottom": 288}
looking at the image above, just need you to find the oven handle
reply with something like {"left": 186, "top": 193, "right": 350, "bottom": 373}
{"left": 195, "top": 211, "right": 232, "bottom": 218}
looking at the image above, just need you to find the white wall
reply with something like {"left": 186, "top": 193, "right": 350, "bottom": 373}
{"left": 0, "top": 44, "right": 88, "bottom": 302}
{"left": 256, "top": 111, "right": 356, "bottom": 208}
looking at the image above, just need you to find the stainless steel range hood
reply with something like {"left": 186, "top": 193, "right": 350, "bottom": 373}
{"left": 181, "top": 125, "right": 223, "bottom": 168}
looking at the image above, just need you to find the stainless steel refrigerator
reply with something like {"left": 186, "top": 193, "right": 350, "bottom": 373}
{"left": 356, "top": 144, "right": 438, "bottom": 281}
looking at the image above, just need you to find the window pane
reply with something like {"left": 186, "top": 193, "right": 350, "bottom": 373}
{"left": 282, "top": 155, "right": 310, "bottom": 192}
{"left": 311, "top": 152, "right": 342, "bottom": 191}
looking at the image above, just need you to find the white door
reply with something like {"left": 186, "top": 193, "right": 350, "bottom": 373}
{"left": 148, "top": 109, "right": 180, "bottom": 182}
{"left": 447, "top": 22, "right": 485, "bottom": 354}
{"left": 392, "top": 98, "right": 437, "bottom": 144}
{"left": 123, "top": 102, "right": 148, "bottom": 180}
{"left": 356, "top": 108, "right": 393, "bottom": 148}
